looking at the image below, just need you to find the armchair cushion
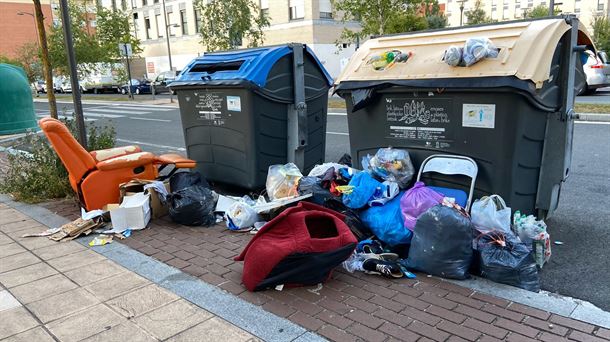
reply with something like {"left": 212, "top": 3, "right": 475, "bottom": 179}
{"left": 155, "top": 153, "right": 196, "bottom": 169}
{"left": 90, "top": 145, "right": 141, "bottom": 162}
{"left": 96, "top": 152, "right": 155, "bottom": 171}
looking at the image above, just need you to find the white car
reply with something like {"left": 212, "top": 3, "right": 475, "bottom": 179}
{"left": 582, "top": 50, "right": 610, "bottom": 95}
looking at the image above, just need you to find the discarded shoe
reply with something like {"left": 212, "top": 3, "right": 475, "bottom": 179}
{"left": 362, "top": 258, "right": 404, "bottom": 278}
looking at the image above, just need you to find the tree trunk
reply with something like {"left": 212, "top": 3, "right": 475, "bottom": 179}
{"left": 33, "top": 0, "right": 58, "bottom": 119}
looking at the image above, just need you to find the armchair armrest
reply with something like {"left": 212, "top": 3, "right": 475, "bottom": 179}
{"left": 96, "top": 152, "right": 155, "bottom": 171}
{"left": 90, "top": 145, "right": 141, "bottom": 162}
{"left": 154, "top": 153, "right": 196, "bottom": 169}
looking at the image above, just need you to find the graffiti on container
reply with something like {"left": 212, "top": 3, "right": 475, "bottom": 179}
{"left": 386, "top": 99, "right": 450, "bottom": 125}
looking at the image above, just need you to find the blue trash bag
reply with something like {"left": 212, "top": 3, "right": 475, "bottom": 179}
{"left": 360, "top": 192, "right": 412, "bottom": 246}
{"left": 342, "top": 172, "right": 381, "bottom": 209}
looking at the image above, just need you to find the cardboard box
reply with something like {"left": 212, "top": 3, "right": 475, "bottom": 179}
{"left": 108, "top": 192, "right": 151, "bottom": 231}
{"left": 119, "top": 179, "right": 170, "bottom": 219}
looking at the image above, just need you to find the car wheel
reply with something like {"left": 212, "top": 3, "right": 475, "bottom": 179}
{"left": 135, "top": 88, "right": 141, "bottom": 95}
{"left": 93, "top": 88, "right": 99, "bottom": 94}
{"left": 121, "top": 88, "right": 126, "bottom": 95}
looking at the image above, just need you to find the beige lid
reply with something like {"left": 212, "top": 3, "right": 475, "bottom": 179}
{"left": 335, "top": 19, "right": 594, "bottom": 89}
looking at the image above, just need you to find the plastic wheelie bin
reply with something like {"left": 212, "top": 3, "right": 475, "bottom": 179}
{"left": 170, "top": 44, "right": 333, "bottom": 189}
{"left": 0, "top": 64, "right": 38, "bottom": 135}
{"left": 334, "top": 16, "right": 594, "bottom": 217}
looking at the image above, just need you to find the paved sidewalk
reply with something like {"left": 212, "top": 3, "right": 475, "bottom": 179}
{"left": 0, "top": 203, "right": 259, "bottom": 342}
{"left": 31, "top": 198, "right": 610, "bottom": 342}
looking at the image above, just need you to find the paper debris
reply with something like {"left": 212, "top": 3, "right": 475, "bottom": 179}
{"left": 89, "top": 234, "right": 113, "bottom": 246}
{"left": 22, "top": 227, "right": 62, "bottom": 238}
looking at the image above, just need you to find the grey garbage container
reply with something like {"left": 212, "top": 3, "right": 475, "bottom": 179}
{"left": 170, "top": 44, "right": 333, "bottom": 190}
{"left": 334, "top": 16, "right": 594, "bottom": 217}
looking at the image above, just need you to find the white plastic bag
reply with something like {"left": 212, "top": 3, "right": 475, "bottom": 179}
{"left": 225, "top": 202, "right": 259, "bottom": 230}
{"left": 266, "top": 163, "right": 303, "bottom": 201}
{"left": 513, "top": 211, "right": 551, "bottom": 268}
{"left": 471, "top": 195, "right": 511, "bottom": 233}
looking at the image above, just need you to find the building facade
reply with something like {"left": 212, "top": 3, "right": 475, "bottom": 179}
{"left": 440, "top": 0, "right": 610, "bottom": 31}
{"left": 0, "top": 0, "right": 53, "bottom": 58}
{"left": 122, "top": 0, "right": 358, "bottom": 79}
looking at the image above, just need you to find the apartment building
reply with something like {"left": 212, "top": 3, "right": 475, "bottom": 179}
{"left": 0, "top": 0, "right": 53, "bottom": 58}
{"left": 440, "top": 0, "right": 610, "bottom": 31}
{"left": 119, "top": 0, "right": 358, "bottom": 79}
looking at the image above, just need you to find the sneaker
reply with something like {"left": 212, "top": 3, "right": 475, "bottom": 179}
{"left": 362, "top": 258, "right": 404, "bottom": 278}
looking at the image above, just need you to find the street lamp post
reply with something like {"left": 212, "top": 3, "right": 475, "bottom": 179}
{"left": 160, "top": 0, "right": 179, "bottom": 103}
{"left": 457, "top": 0, "right": 467, "bottom": 26}
{"left": 17, "top": 11, "right": 40, "bottom": 50}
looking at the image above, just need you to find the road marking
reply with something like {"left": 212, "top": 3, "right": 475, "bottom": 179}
{"left": 116, "top": 138, "right": 185, "bottom": 151}
{"left": 118, "top": 105, "right": 175, "bottom": 112}
{"left": 82, "top": 112, "right": 125, "bottom": 118}
{"left": 36, "top": 114, "right": 97, "bottom": 122}
{"left": 575, "top": 121, "right": 610, "bottom": 125}
{"left": 327, "top": 131, "right": 349, "bottom": 136}
{"left": 85, "top": 107, "right": 150, "bottom": 115}
{"left": 328, "top": 112, "right": 347, "bottom": 116}
{"left": 129, "top": 117, "right": 172, "bottom": 122}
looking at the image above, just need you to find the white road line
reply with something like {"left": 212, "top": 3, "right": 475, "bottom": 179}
{"left": 116, "top": 138, "right": 185, "bottom": 151}
{"left": 83, "top": 112, "right": 125, "bottom": 118}
{"left": 328, "top": 112, "right": 347, "bottom": 116}
{"left": 575, "top": 121, "right": 610, "bottom": 125}
{"left": 118, "top": 105, "right": 174, "bottom": 112}
{"left": 129, "top": 117, "right": 172, "bottom": 122}
{"left": 37, "top": 114, "right": 97, "bottom": 122}
{"left": 85, "top": 108, "right": 150, "bottom": 115}
{"left": 327, "top": 131, "right": 349, "bottom": 136}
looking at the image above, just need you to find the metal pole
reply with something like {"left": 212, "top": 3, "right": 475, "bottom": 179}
{"left": 161, "top": 0, "right": 174, "bottom": 103}
{"left": 124, "top": 44, "right": 134, "bottom": 100}
{"left": 59, "top": 0, "right": 87, "bottom": 147}
{"left": 549, "top": 0, "right": 554, "bottom": 16}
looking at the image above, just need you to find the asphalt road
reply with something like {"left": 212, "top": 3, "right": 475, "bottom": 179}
{"left": 32, "top": 100, "right": 610, "bottom": 311}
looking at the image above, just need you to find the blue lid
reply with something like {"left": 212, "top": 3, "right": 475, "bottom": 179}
{"left": 177, "top": 44, "right": 333, "bottom": 87}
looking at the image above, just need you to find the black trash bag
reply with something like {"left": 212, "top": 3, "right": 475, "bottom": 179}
{"left": 169, "top": 171, "right": 209, "bottom": 192}
{"left": 407, "top": 205, "right": 474, "bottom": 279}
{"left": 323, "top": 198, "right": 373, "bottom": 241}
{"left": 298, "top": 176, "right": 334, "bottom": 205}
{"left": 338, "top": 154, "right": 352, "bottom": 167}
{"left": 477, "top": 231, "right": 541, "bottom": 292}
{"left": 168, "top": 185, "right": 215, "bottom": 226}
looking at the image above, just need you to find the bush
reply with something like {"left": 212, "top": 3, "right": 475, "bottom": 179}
{"left": 0, "top": 118, "right": 116, "bottom": 203}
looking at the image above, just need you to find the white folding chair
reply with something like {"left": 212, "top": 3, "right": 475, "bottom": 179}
{"left": 416, "top": 154, "right": 478, "bottom": 211}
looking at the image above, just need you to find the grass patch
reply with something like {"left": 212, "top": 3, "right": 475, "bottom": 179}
{"left": 574, "top": 103, "right": 610, "bottom": 114}
{"left": 328, "top": 97, "right": 346, "bottom": 109}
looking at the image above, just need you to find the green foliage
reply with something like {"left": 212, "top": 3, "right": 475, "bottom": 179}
{"left": 0, "top": 118, "right": 116, "bottom": 203}
{"left": 96, "top": 8, "right": 142, "bottom": 60}
{"left": 0, "top": 55, "right": 22, "bottom": 68}
{"left": 195, "top": 0, "right": 269, "bottom": 51}
{"left": 526, "top": 5, "right": 559, "bottom": 18}
{"left": 15, "top": 43, "right": 43, "bottom": 83}
{"left": 332, "top": 0, "right": 445, "bottom": 46}
{"left": 593, "top": 16, "right": 610, "bottom": 53}
{"left": 465, "top": 0, "right": 494, "bottom": 25}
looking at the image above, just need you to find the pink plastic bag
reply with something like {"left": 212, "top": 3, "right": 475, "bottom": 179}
{"left": 400, "top": 182, "right": 444, "bottom": 231}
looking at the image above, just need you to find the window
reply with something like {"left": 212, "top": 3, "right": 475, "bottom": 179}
{"left": 133, "top": 13, "right": 139, "bottom": 38}
{"left": 121, "top": 0, "right": 127, "bottom": 10}
{"left": 155, "top": 14, "right": 163, "bottom": 37}
{"left": 142, "top": 0, "right": 147, "bottom": 5}
{"left": 194, "top": 7, "right": 201, "bottom": 32}
{"left": 166, "top": 7, "right": 174, "bottom": 36}
{"left": 145, "top": 17, "right": 151, "bottom": 39}
{"left": 319, "top": 0, "right": 332, "bottom": 19}
{"left": 598, "top": 0, "right": 604, "bottom": 11}
{"left": 180, "top": 9, "right": 188, "bottom": 35}
{"left": 111, "top": 0, "right": 117, "bottom": 10}
{"left": 261, "top": 8, "right": 269, "bottom": 17}
{"left": 154, "top": 0, "right": 158, "bottom": 3}
{"left": 540, "top": 1, "right": 546, "bottom": 5}
{"left": 289, "top": 0, "right": 304, "bottom": 20}
{"left": 89, "top": 20, "right": 96, "bottom": 27}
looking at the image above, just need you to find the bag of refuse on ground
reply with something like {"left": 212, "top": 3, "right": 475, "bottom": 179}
{"left": 169, "top": 171, "right": 209, "bottom": 192}
{"left": 361, "top": 148, "right": 415, "bottom": 188}
{"left": 477, "top": 230, "right": 540, "bottom": 292}
{"left": 225, "top": 201, "right": 260, "bottom": 230}
{"left": 266, "top": 163, "right": 303, "bottom": 201}
{"left": 342, "top": 172, "right": 381, "bottom": 209}
{"left": 324, "top": 198, "right": 373, "bottom": 241}
{"left": 361, "top": 192, "right": 412, "bottom": 246}
{"left": 463, "top": 37, "right": 499, "bottom": 67}
{"left": 298, "top": 176, "right": 335, "bottom": 205}
{"left": 406, "top": 205, "right": 474, "bottom": 279}
{"left": 471, "top": 195, "right": 511, "bottom": 234}
{"left": 400, "top": 182, "right": 444, "bottom": 231}
{"left": 513, "top": 211, "right": 551, "bottom": 268}
{"left": 168, "top": 185, "right": 216, "bottom": 226}
{"left": 368, "top": 181, "right": 400, "bottom": 207}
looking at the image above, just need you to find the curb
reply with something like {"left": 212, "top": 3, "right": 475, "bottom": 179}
{"left": 34, "top": 99, "right": 179, "bottom": 108}
{"left": 0, "top": 194, "right": 326, "bottom": 342}
{"left": 2, "top": 194, "right": 610, "bottom": 331}
{"left": 577, "top": 113, "right": 610, "bottom": 122}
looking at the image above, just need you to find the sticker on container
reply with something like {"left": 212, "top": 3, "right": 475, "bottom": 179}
{"left": 227, "top": 96, "right": 241, "bottom": 112}
{"left": 462, "top": 104, "right": 495, "bottom": 129}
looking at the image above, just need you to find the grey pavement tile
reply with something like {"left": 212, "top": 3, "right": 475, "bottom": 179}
{"left": 11, "top": 234, "right": 58, "bottom": 250}
{"left": 46, "top": 249, "right": 105, "bottom": 272}
{"left": 84, "top": 270, "right": 150, "bottom": 301}
{"left": 166, "top": 317, "right": 258, "bottom": 342}
{"left": 106, "top": 284, "right": 179, "bottom": 319}
{"left": 9, "top": 273, "right": 78, "bottom": 304}
{"left": 0, "top": 306, "right": 40, "bottom": 339}
{"left": 0, "top": 252, "right": 40, "bottom": 274}
{"left": 0, "top": 242, "right": 26, "bottom": 258}
{"left": 133, "top": 299, "right": 213, "bottom": 340}
{"left": 0, "top": 233, "right": 12, "bottom": 246}
{"left": 1, "top": 326, "right": 55, "bottom": 342}
{"left": 64, "top": 259, "right": 127, "bottom": 287}
{"left": 45, "top": 303, "right": 125, "bottom": 342}
{"left": 0, "top": 290, "right": 21, "bottom": 312}
{"left": 81, "top": 321, "right": 159, "bottom": 342}
{"left": 26, "top": 288, "right": 99, "bottom": 323}
{"left": 31, "top": 241, "right": 86, "bottom": 260}
{"left": 0, "top": 262, "right": 57, "bottom": 288}
{"left": 0, "top": 210, "right": 27, "bottom": 226}
{"left": 1, "top": 220, "right": 46, "bottom": 235}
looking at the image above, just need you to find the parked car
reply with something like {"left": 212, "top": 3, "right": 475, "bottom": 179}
{"left": 151, "top": 70, "right": 179, "bottom": 95}
{"left": 120, "top": 79, "right": 152, "bottom": 95}
{"left": 32, "top": 80, "right": 46, "bottom": 93}
{"left": 59, "top": 82, "right": 72, "bottom": 93}
{"left": 581, "top": 50, "right": 610, "bottom": 95}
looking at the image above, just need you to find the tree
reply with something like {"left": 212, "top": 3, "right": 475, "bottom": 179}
{"left": 422, "top": 0, "right": 447, "bottom": 29}
{"left": 194, "top": 0, "right": 269, "bottom": 51}
{"left": 32, "top": 0, "right": 57, "bottom": 118}
{"left": 526, "top": 5, "right": 559, "bottom": 18}
{"left": 15, "top": 43, "right": 43, "bottom": 83}
{"left": 465, "top": 0, "right": 494, "bottom": 25}
{"left": 593, "top": 16, "right": 610, "bottom": 53}
{"left": 96, "top": 8, "right": 142, "bottom": 60}
{"left": 332, "top": 0, "right": 430, "bottom": 45}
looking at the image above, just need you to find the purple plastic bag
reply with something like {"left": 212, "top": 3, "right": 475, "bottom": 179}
{"left": 400, "top": 182, "right": 444, "bottom": 231}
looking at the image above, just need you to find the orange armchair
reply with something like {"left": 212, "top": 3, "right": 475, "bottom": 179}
{"left": 39, "top": 118, "right": 196, "bottom": 211}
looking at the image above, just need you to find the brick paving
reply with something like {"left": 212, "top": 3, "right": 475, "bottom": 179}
{"left": 36, "top": 198, "right": 610, "bottom": 342}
